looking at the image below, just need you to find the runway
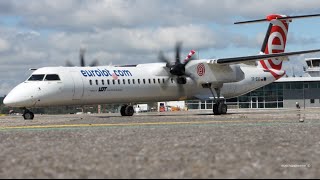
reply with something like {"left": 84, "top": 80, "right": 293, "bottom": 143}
{"left": 0, "top": 109, "right": 319, "bottom": 178}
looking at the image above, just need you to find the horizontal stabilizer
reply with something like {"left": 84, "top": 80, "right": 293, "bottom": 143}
{"left": 235, "top": 13, "right": 320, "bottom": 24}
{"left": 215, "top": 49, "right": 320, "bottom": 65}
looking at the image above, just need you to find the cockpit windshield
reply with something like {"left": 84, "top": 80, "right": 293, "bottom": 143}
{"left": 27, "top": 74, "right": 61, "bottom": 81}
{"left": 45, "top": 74, "right": 60, "bottom": 81}
{"left": 27, "top": 74, "right": 45, "bottom": 81}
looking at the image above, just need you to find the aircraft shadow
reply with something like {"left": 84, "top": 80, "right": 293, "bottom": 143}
{"left": 95, "top": 112, "right": 238, "bottom": 118}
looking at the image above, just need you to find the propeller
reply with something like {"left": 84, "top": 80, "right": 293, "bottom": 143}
{"left": 66, "top": 47, "right": 99, "bottom": 67}
{"left": 159, "top": 42, "right": 197, "bottom": 98}
{"left": 159, "top": 42, "right": 196, "bottom": 83}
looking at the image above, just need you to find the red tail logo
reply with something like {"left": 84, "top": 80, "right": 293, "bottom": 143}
{"left": 259, "top": 14, "right": 289, "bottom": 79}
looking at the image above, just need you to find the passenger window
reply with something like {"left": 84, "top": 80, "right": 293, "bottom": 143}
{"left": 138, "top": 79, "right": 140, "bottom": 84}
{"left": 96, "top": 80, "right": 98, "bottom": 85}
{"left": 118, "top": 79, "right": 120, "bottom": 84}
{"left": 143, "top": 79, "right": 146, "bottom": 84}
{"left": 158, "top": 79, "right": 160, "bottom": 84}
{"left": 128, "top": 79, "right": 131, "bottom": 84}
{"left": 107, "top": 79, "right": 110, "bottom": 85}
{"left": 133, "top": 79, "right": 135, "bottom": 84}
{"left": 162, "top": 79, "right": 165, "bottom": 83}
{"left": 44, "top": 74, "right": 60, "bottom": 81}
{"left": 112, "top": 80, "right": 115, "bottom": 85}
{"left": 123, "top": 79, "right": 126, "bottom": 85}
{"left": 28, "top": 74, "right": 45, "bottom": 81}
{"left": 102, "top": 80, "right": 105, "bottom": 85}
{"left": 148, "top": 79, "right": 151, "bottom": 84}
{"left": 89, "top": 80, "right": 92, "bottom": 85}
{"left": 153, "top": 79, "right": 156, "bottom": 84}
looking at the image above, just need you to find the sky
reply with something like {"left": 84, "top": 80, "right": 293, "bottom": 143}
{"left": 1, "top": 0, "right": 320, "bottom": 96}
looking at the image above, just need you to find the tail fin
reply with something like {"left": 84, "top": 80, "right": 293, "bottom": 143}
{"left": 235, "top": 13, "right": 320, "bottom": 79}
{"left": 258, "top": 14, "right": 290, "bottom": 72}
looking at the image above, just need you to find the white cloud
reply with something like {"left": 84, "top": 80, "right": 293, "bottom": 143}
{"left": 1, "top": 0, "right": 318, "bottom": 29}
{"left": 16, "top": 30, "right": 40, "bottom": 40}
{"left": 1, "top": 0, "right": 320, "bottom": 96}
{"left": 48, "top": 25, "right": 224, "bottom": 55}
{"left": 283, "top": 52, "right": 320, "bottom": 77}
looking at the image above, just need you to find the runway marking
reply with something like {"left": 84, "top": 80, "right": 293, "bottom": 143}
{"left": 0, "top": 119, "right": 310, "bottom": 131}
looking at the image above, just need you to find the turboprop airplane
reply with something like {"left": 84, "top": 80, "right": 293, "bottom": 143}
{"left": 4, "top": 13, "right": 320, "bottom": 120}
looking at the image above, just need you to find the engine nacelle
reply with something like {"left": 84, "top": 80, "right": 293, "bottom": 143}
{"left": 186, "top": 60, "right": 245, "bottom": 85}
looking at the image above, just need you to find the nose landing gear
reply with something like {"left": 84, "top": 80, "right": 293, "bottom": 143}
{"left": 22, "top": 108, "right": 34, "bottom": 120}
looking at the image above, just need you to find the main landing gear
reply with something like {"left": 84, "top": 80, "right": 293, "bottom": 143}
{"left": 120, "top": 105, "right": 134, "bottom": 116}
{"left": 203, "top": 83, "right": 228, "bottom": 115}
{"left": 22, "top": 108, "right": 34, "bottom": 120}
{"left": 213, "top": 100, "right": 227, "bottom": 115}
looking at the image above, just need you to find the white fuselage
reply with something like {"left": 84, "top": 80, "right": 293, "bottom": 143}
{"left": 3, "top": 60, "right": 276, "bottom": 108}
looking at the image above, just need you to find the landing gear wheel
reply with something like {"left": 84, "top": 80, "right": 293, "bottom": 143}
{"left": 219, "top": 103, "right": 227, "bottom": 114}
{"left": 23, "top": 110, "right": 34, "bottom": 120}
{"left": 213, "top": 104, "right": 220, "bottom": 115}
{"left": 125, "top": 106, "right": 134, "bottom": 116}
{"left": 120, "top": 105, "right": 134, "bottom": 116}
{"left": 213, "top": 103, "right": 227, "bottom": 115}
{"left": 120, "top": 105, "right": 128, "bottom": 116}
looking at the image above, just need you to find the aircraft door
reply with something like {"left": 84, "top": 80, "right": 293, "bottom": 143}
{"left": 70, "top": 72, "right": 84, "bottom": 100}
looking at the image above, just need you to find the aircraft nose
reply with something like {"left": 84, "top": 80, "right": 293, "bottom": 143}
{"left": 3, "top": 84, "right": 36, "bottom": 107}
{"left": 3, "top": 95, "right": 12, "bottom": 106}
{"left": 3, "top": 93, "right": 22, "bottom": 107}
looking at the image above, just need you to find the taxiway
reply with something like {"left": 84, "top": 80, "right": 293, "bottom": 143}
{"left": 0, "top": 109, "right": 319, "bottom": 178}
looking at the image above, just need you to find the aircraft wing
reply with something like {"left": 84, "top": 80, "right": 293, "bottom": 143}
{"left": 215, "top": 49, "right": 320, "bottom": 65}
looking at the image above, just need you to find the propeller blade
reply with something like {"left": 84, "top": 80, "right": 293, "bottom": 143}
{"left": 161, "top": 76, "right": 172, "bottom": 90}
{"left": 185, "top": 71, "right": 197, "bottom": 82}
{"left": 177, "top": 83, "right": 185, "bottom": 98}
{"left": 89, "top": 59, "right": 99, "bottom": 67}
{"left": 80, "top": 48, "right": 86, "bottom": 67}
{"left": 175, "top": 42, "right": 182, "bottom": 65}
{"left": 189, "top": 55, "right": 197, "bottom": 61}
{"left": 158, "top": 42, "right": 196, "bottom": 85}
{"left": 161, "top": 66, "right": 173, "bottom": 90}
{"left": 66, "top": 60, "right": 74, "bottom": 67}
{"left": 159, "top": 51, "right": 171, "bottom": 67}
{"left": 183, "top": 49, "right": 196, "bottom": 66}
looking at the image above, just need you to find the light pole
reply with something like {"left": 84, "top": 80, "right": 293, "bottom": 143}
{"left": 303, "top": 83, "right": 306, "bottom": 109}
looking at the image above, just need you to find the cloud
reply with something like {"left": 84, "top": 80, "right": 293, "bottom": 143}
{"left": 16, "top": 30, "right": 40, "bottom": 40}
{"left": 0, "top": 81, "right": 13, "bottom": 97}
{"left": 48, "top": 24, "right": 226, "bottom": 56}
{"left": 0, "top": 38, "right": 10, "bottom": 52}
{"left": 1, "top": 0, "right": 320, "bottom": 96}
{"left": 0, "top": 0, "right": 319, "bottom": 30}
{"left": 283, "top": 52, "right": 320, "bottom": 77}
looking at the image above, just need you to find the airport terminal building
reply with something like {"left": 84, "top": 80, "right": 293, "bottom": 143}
{"left": 187, "top": 58, "right": 320, "bottom": 109}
